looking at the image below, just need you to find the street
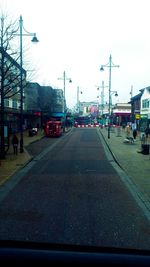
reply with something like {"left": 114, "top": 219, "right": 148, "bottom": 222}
{"left": 0, "top": 128, "right": 149, "bottom": 249}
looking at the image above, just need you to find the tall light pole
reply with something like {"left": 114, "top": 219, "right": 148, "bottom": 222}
{"left": 18, "top": 15, "right": 39, "bottom": 152}
{"left": 77, "top": 86, "right": 83, "bottom": 114}
{"left": 130, "top": 85, "right": 133, "bottom": 99}
{"left": 77, "top": 86, "right": 79, "bottom": 113}
{"left": 97, "top": 81, "right": 108, "bottom": 116}
{"left": 100, "top": 54, "right": 119, "bottom": 138}
{"left": 58, "top": 71, "right": 72, "bottom": 131}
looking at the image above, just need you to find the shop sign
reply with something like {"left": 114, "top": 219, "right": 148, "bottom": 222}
{"left": 140, "top": 114, "right": 148, "bottom": 119}
{"left": 34, "top": 111, "right": 41, "bottom": 116}
{"left": 135, "top": 114, "right": 140, "bottom": 119}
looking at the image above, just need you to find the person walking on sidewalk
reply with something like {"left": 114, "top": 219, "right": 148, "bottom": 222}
{"left": 12, "top": 134, "right": 19, "bottom": 155}
{"left": 145, "top": 126, "right": 149, "bottom": 139}
{"left": 133, "top": 128, "right": 137, "bottom": 140}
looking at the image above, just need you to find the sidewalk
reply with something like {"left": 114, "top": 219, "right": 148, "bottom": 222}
{"left": 99, "top": 126, "right": 150, "bottom": 206}
{"left": 0, "top": 129, "right": 45, "bottom": 186}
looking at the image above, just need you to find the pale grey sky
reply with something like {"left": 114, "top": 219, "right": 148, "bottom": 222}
{"left": 1, "top": 0, "right": 150, "bottom": 108}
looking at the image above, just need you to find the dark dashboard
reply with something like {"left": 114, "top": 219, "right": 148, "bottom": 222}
{"left": 0, "top": 241, "right": 150, "bottom": 266}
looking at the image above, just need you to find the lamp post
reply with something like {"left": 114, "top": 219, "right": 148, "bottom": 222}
{"left": 77, "top": 86, "right": 83, "bottom": 114}
{"left": 110, "top": 90, "right": 118, "bottom": 126}
{"left": 58, "top": 71, "right": 72, "bottom": 132}
{"left": 18, "top": 15, "right": 39, "bottom": 152}
{"left": 100, "top": 54, "right": 119, "bottom": 138}
{"left": 97, "top": 81, "right": 108, "bottom": 116}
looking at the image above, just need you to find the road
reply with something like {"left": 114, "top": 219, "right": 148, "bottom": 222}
{"left": 0, "top": 128, "right": 149, "bottom": 249}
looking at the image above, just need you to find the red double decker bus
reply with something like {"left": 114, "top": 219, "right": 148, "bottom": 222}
{"left": 45, "top": 120, "right": 63, "bottom": 137}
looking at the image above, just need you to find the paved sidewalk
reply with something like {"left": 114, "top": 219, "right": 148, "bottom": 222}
{"left": 99, "top": 126, "right": 150, "bottom": 208}
{"left": 0, "top": 129, "right": 45, "bottom": 185}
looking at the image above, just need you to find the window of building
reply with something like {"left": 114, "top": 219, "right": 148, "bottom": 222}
{"left": 4, "top": 99, "right": 9, "bottom": 107}
{"left": 12, "top": 99, "right": 17, "bottom": 108}
{"left": 142, "top": 99, "right": 149, "bottom": 108}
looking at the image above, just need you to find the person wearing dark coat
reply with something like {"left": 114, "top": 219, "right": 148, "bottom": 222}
{"left": 145, "top": 127, "right": 149, "bottom": 138}
{"left": 12, "top": 134, "right": 19, "bottom": 155}
{"left": 133, "top": 129, "right": 137, "bottom": 140}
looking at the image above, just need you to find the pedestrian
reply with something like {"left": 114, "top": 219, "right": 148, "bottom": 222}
{"left": 145, "top": 127, "right": 149, "bottom": 139}
{"left": 126, "top": 125, "right": 131, "bottom": 138}
{"left": 133, "top": 129, "right": 137, "bottom": 140}
{"left": 42, "top": 123, "right": 46, "bottom": 133}
{"left": 12, "top": 134, "right": 19, "bottom": 155}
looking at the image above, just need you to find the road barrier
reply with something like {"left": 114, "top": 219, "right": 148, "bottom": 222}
{"left": 76, "top": 124, "right": 100, "bottom": 128}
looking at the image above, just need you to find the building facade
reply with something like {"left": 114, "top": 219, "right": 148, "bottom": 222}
{"left": 130, "top": 90, "right": 143, "bottom": 130}
{"left": 140, "top": 86, "right": 150, "bottom": 132}
{"left": 112, "top": 103, "right": 131, "bottom": 125}
{"left": 24, "top": 83, "right": 64, "bottom": 128}
{"left": 0, "top": 47, "right": 26, "bottom": 134}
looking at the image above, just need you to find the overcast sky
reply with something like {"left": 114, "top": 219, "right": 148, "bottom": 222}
{"left": 1, "top": 0, "right": 150, "bottom": 109}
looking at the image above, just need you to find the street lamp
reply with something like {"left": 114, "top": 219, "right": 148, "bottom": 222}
{"left": 17, "top": 15, "right": 39, "bottom": 152}
{"left": 109, "top": 90, "right": 118, "bottom": 127}
{"left": 100, "top": 54, "right": 119, "bottom": 138}
{"left": 97, "top": 81, "right": 108, "bottom": 116}
{"left": 58, "top": 71, "right": 72, "bottom": 132}
{"left": 58, "top": 71, "right": 72, "bottom": 111}
{"left": 77, "top": 86, "right": 83, "bottom": 114}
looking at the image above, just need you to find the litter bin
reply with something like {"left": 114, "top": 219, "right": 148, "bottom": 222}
{"left": 141, "top": 144, "right": 149, "bottom": 155}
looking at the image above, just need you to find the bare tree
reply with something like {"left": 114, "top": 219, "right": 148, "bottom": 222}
{"left": 0, "top": 11, "right": 39, "bottom": 158}
{"left": 0, "top": 12, "right": 25, "bottom": 158}
{"left": 0, "top": 12, "right": 37, "bottom": 99}
{"left": 0, "top": 12, "right": 20, "bottom": 158}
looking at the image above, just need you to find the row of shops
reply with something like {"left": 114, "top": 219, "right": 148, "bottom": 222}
{"left": 2, "top": 108, "right": 42, "bottom": 135}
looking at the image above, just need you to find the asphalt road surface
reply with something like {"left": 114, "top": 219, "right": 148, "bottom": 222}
{"left": 0, "top": 128, "right": 149, "bottom": 250}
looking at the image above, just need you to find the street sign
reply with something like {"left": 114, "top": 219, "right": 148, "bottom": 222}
{"left": 135, "top": 114, "right": 140, "bottom": 119}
